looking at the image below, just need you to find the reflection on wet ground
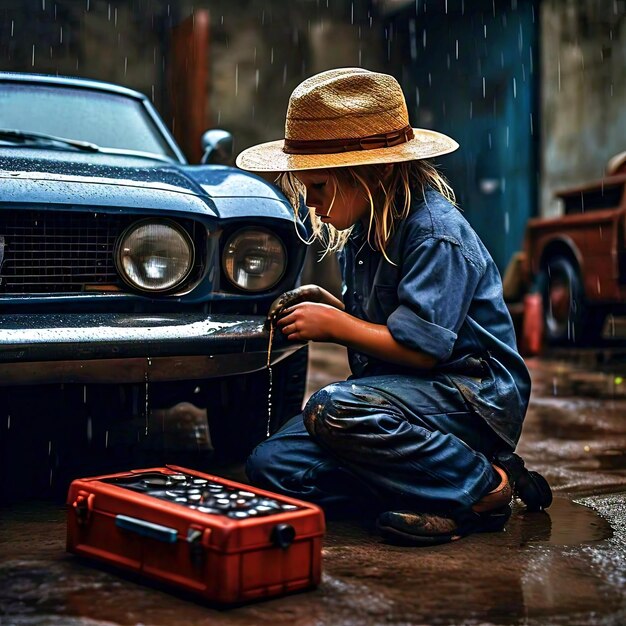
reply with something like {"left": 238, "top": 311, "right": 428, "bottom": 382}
{"left": 519, "top": 352, "right": 626, "bottom": 499}
{"left": 515, "top": 497, "right": 611, "bottom": 545}
{"left": 1, "top": 344, "right": 625, "bottom": 625}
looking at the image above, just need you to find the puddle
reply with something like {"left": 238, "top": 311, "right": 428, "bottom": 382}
{"left": 0, "top": 494, "right": 621, "bottom": 626}
{"left": 519, "top": 496, "right": 612, "bottom": 545}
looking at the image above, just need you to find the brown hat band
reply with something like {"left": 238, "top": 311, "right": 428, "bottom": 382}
{"left": 283, "top": 125, "right": 414, "bottom": 155}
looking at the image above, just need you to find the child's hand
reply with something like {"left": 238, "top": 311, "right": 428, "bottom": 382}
{"left": 276, "top": 302, "right": 343, "bottom": 342}
{"left": 266, "top": 284, "right": 344, "bottom": 329}
{"left": 276, "top": 301, "right": 438, "bottom": 370}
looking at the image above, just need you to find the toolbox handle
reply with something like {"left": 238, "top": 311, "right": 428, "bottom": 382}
{"left": 115, "top": 515, "right": 178, "bottom": 543}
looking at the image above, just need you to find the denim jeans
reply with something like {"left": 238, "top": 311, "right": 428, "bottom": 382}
{"left": 246, "top": 373, "right": 504, "bottom": 518}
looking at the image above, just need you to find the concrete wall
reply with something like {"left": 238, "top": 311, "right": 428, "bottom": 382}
{"left": 6, "top": 0, "right": 623, "bottom": 225}
{"left": 0, "top": 0, "right": 170, "bottom": 112}
{"left": 541, "top": 0, "right": 626, "bottom": 216}
{"left": 176, "top": 0, "right": 385, "bottom": 156}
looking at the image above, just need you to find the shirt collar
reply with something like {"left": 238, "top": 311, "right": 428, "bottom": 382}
{"left": 348, "top": 221, "right": 367, "bottom": 247}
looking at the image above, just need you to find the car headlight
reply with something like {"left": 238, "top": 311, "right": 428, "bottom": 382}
{"left": 223, "top": 228, "right": 286, "bottom": 292}
{"left": 116, "top": 219, "right": 194, "bottom": 292}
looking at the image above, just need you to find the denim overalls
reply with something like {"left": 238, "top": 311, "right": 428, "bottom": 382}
{"left": 246, "top": 189, "right": 531, "bottom": 518}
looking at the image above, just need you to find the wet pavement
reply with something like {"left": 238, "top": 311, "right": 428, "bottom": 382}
{"left": 2, "top": 343, "right": 626, "bottom": 625}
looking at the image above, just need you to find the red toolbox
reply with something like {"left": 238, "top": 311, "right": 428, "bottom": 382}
{"left": 66, "top": 465, "right": 325, "bottom": 604}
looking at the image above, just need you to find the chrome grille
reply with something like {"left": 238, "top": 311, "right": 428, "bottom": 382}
{"left": 0, "top": 210, "right": 134, "bottom": 293}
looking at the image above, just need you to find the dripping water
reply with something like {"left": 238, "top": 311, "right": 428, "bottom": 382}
{"left": 144, "top": 375, "right": 149, "bottom": 435}
{"left": 144, "top": 357, "right": 152, "bottom": 436}
{"left": 266, "top": 325, "right": 275, "bottom": 437}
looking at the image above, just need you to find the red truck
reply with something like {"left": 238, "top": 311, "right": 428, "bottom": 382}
{"left": 520, "top": 152, "right": 626, "bottom": 346}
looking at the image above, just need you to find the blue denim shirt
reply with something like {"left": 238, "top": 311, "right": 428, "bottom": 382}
{"left": 337, "top": 188, "right": 531, "bottom": 449}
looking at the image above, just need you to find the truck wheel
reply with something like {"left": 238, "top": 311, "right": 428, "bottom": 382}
{"left": 206, "top": 345, "right": 308, "bottom": 462}
{"left": 540, "top": 256, "right": 604, "bottom": 345}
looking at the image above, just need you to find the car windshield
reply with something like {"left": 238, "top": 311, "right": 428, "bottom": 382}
{"left": 0, "top": 82, "right": 178, "bottom": 159}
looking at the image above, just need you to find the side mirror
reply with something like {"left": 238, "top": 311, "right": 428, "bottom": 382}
{"left": 200, "top": 129, "right": 233, "bottom": 165}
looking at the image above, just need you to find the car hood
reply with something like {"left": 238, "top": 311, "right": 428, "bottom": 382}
{"left": 0, "top": 149, "right": 219, "bottom": 213}
{"left": 0, "top": 150, "right": 291, "bottom": 220}
{"left": 0, "top": 150, "right": 210, "bottom": 191}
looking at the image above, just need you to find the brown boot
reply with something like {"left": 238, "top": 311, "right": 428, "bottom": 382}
{"left": 376, "top": 505, "right": 511, "bottom": 547}
{"left": 377, "top": 465, "right": 513, "bottom": 547}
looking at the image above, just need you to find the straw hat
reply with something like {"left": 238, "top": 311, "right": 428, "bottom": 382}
{"left": 236, "top": 67, "right": 458, "bottom": 172}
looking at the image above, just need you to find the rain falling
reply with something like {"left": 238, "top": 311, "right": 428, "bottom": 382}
{"left": 0, "top": 1, "right": 625, "bottom": 625}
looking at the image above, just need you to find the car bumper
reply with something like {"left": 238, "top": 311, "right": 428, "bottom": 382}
{"left": 0, "top": 313, "right": 302, "bottom": 385}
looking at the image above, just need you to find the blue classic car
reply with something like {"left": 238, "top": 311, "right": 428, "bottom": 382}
{"left": 0, "top": 73, "right": 308, "bottom": 496}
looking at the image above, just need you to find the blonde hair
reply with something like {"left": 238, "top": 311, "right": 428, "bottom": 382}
{"left": 277, "top": 160, "right": 455, "bottom": 264}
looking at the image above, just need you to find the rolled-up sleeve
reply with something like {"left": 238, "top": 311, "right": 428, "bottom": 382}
{"left": 387, "top": 236, "right": 484, "bottom": 361}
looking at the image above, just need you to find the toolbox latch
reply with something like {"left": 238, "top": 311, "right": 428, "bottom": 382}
{"left": 72, "top": 491, "right": 95, "bottom": 526}
{"left": 271, "top": 523, "right": 296, "bottom": 549}
{"left": 187, "top": 527, "right": 207, "bottom": 566}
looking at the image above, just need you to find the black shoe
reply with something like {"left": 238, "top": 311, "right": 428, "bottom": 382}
{"left": 493, "top": 451, "right": 553, "bottom": 512}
